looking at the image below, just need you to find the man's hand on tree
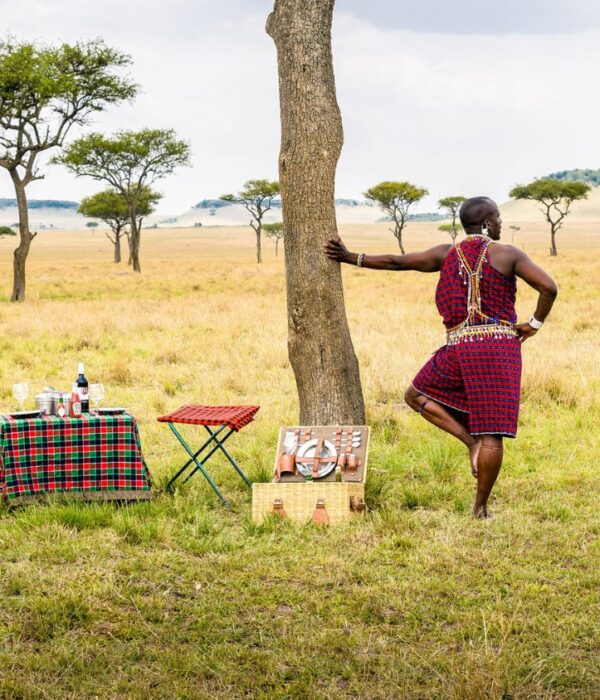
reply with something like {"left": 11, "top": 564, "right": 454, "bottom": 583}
{"left": 515, "top": 322, "right": 538, "bottom": 343}
{"left": 325, "top": 238, "right": 351, "bottom": 263}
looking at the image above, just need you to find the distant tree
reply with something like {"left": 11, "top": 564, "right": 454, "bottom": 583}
{"left": 509, "top": 178, "right": 590, "bottom": 256}
{"left": 86, "top": 221, "right": 99, "bottom": 230}
{"left": 79, "top": 190, "right": 128, "bottom": 262}
{"left": 220, "top": 179, "right": 280, "bottom": 263}
{"left": 55, "top": 129, "right": 189, "bottom": 272}
{"left": 0, "top": 225, "right": 16, "bottom": 236}
{"left": 0, "top": 38, "right": 137, "bottom": 301}
{"left": 438, "top": 196, "right": 466, "bottom": 242}
{"left": 364, "top": 181, "right": 429, "bottom": 253}
{"left": 78, "top": 187, "right": 158, "bottom": 263}
{"left": 438, "top": 223, "right": 460, "bottom": 242}
{"left": 509, "top": 224, "right": 521, "bottom": 244}
{"left": 264, "top": 222, "right": 284, "bottom": 256}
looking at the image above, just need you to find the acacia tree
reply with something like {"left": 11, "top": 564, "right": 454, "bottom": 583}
{"left": 55, "top": 129, "right": 189, "bottom": 272}
{"left": 267, "top": 0, "right": 365, "bottom": 425}
{"left": 78, "top": 187, "right": 160, "bottom": 263}
{"left": 438, "top": 223, "right": 460, "bottom": 242}
{"left": 0, "top": 38, "right": 136, "bottom": 301}
{"left": 220, "top": 179, "right": 279, "bottom": 263}
{"left": 263, "top": 222, "right": 284, "bottom": 256}
{"left": 438, "top": 195, "right": 466, "bottom": 242}
{"left": 365, "top": 181, "right": 428, "bottom": 253}
{"left": 509, "top": 178, "right": 590, "bottom": 256}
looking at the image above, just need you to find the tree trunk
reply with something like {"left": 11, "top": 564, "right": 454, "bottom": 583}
{"left": 256, "top": 226, "right": 262, "bottom": 264}
{"left": 550, "top": 225, "right": 558, "bottom": 256}
{"left": 267, "top": 0, "right": 365, "bottom": 425}
{"left": 275, "top": 238, "right": 279, "bottom": 257}
{"left": 395, "top": 224, "right": 406, "bottom": 254}
{"left": 10, "top": 174, "right": 34, "bottom": 302}
{"left": 114, "top": 230, "right": 122, "bottom": 263}
{"left": 128, "top": 208, "right": 142, "bottom": 272}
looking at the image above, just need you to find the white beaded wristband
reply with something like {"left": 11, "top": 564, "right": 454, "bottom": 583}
{"left": 529, "top": 315, "right": 543, "bottom": 330}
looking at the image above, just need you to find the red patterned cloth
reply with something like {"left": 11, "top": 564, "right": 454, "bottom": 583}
{"left": 0, "top": 413, "right": 152, "bottom": 502}
{"left": 157, "top": 405, "right": 260, "bottom": 432}
{"left": 412, "top": 236, "right": 522, "bottom": 437}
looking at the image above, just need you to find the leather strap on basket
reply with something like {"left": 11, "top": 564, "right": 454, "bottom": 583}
{"left": 312, "top": 498, "right": 329, "bottom": 525}
{"left": 313, "top": 438, "right": 323, "bottom": 479}
{"left": 272, "top": 499, "right": 287, "bottom": 519}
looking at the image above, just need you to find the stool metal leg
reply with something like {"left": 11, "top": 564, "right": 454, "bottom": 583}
{"left": 167, "top": 423, "right": 229, "bottom": 506}
{"left": 204, "top": 425, "right": 252, "bottom": 489}
{"left": 166, "top": 424, "right": 228, "bottom": 489}
{"left": 181, "top": 428, "right": 235, "bottom": 484}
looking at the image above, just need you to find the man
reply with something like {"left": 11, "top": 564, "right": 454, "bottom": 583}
{"left": 325, "top": 196, "right": 557, "bottom": 518}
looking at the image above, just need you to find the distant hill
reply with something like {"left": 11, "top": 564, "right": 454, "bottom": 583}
{"left": 192, "top": 198, "right": 371, "bottom": 210}
{"left": 0, "top": 199, "right": 78, "bottom": 210}
{"left": 546, "top": 169, "right": 600, "bottom": 186}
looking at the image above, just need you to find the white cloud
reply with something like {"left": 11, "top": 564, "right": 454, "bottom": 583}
{"left": 1, "top": 1, "right": 599, "bottom": 215}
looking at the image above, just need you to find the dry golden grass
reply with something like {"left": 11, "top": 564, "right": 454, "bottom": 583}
{"left": 0, "top": 221, "right": 599, "bottom": 698}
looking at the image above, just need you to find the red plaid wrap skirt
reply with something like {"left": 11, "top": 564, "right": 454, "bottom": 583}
{"left": 412, "top": 336, "right": 522, "bottom": 437}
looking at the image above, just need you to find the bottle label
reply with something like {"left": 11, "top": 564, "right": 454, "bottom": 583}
{"left": 78, "top": 387, "right": 89, "bottom": 401}
{"left": 72, "top": 401, "right": 82, "bottom": 416}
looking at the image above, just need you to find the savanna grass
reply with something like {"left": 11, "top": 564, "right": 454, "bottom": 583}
{"left": 0, "top": 223, "right": 598, "bottom": 698}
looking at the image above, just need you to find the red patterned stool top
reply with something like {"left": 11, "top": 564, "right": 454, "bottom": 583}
{"left": 157, "top": 405, "right": 260, "bottom": 432}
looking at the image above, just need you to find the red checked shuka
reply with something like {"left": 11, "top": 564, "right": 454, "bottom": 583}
{"left": 412, "top": 235, "right": 522, "bottom": 437}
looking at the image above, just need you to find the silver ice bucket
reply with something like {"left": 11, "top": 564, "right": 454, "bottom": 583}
{"left": 35, "top": 388, "right": 61, "bottom": 416}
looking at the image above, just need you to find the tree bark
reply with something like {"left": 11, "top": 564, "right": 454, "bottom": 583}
{"left": 256, "top": 226, "right": 262, "bottom": 263}
{"left": 128, "top": 207, "right": 142, "bottom": 272}
{"left": 10, "top": 173, "right": 34, "bottom": 302}
{"left": 114, "top": 229, "right": 122, "bottom": 263}
{"left": 394, "top": 223, "right": 406, "bottom": 254}
{"left": 267, "top": 0, "right": 365, "bottom": 425}
{"left": 550, "top": 225, "right": 557, "bottom": 256}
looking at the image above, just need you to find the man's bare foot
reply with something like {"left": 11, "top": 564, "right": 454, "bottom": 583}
{"left": 469, "top": 438, "right": 482, "bottom": 477}
{"left": 472, "top": 505, "right": 492, "bottom": 519}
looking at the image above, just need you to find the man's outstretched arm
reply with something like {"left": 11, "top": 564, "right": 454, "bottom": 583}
{"left": 324, "top": 238, "right": 451, "bottom": 272}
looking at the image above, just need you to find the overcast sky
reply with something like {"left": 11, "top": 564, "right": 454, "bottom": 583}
{"left": 2, "top": 0, "right": 600, "bottom": 214}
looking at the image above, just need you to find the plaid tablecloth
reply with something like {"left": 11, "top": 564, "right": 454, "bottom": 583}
{"left": 0, "top": 413, "right": 152, "bottom": 503}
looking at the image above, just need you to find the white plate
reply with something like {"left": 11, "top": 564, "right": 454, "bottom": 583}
{"left": 296, "top": 438, "right": 337, "bottom": 479}
{"left": 8, "top": 410, "right": 43, "bottom": 419}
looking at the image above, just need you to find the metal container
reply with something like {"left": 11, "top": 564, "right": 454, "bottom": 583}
{"left": 35, "top": 388, "right": 62, "bottom": 416}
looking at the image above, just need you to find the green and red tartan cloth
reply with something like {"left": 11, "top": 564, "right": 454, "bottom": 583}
{"left": 0, "top": 413, "right": 152, "bottom": 502}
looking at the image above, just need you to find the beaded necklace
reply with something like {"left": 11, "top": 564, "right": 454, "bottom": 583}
{"left": 451, "top": 235, "right": 513, "bottom": 332}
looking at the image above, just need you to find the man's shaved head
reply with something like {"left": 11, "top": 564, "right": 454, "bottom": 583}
{"left": 459, "top": 197, "right": 498, "bottom": 229}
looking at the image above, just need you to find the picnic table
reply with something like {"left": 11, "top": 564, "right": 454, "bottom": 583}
{"left": 0, "top": 412, "right": 152, "bottom": 505}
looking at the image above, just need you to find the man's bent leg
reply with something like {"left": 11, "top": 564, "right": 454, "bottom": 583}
{"left": 405, "top": 385, "right": 481, "bottom": 475}
{"left": 473, "top": 435, "right": 503, "bottom": 519}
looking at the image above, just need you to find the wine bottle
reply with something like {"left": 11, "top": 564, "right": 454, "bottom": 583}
{"left": 76, "top": 361, "right": 89, "bottom": 412}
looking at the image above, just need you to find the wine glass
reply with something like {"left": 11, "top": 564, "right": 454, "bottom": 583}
{"left": 12, "top": 382, "right": 29, "bottom": 411}
{"left": 89, "top": 383, "right": 105, "bottom": 410}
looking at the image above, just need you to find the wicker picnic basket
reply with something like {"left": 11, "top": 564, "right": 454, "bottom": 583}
{"left": 252, "top": 425, "right": 370, "bottom": 525}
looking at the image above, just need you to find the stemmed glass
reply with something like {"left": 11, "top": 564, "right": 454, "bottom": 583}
{"left": 12, "top": 383, "right": 29, "bottom": 411}
{"left": 89, "top": 383, "right": 105, "bottom": 410}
